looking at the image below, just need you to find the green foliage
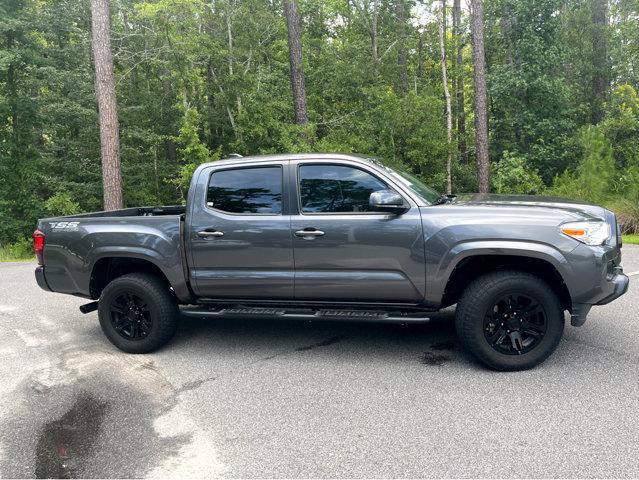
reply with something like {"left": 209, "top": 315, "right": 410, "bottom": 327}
{"left": 492, "top": 151, "right": 544, "bottom": 195}
{"left": 576, "top": 126, "right": 615, "bottom": 203}
{"left": 0, "top": 238, "right": 32, "bottom": 262}
{"left": 547, "top": 125, "right": 614, "bottom": 204}
{"left": 175, "top": 108, "right": 221, "bottom": 196}
{"left": 622, "top": 234, "right": 639, "bottom": 245}
{"left": 1, "top": 0, "right": 638, "bottom": 243}
{"left": 601, "top": 85, "right": 639, "bottom": 171}
{"left": 44, "top": 192, "right": 81, "bottom": 216}
{"left": 547, "top": 95, "right": 639, "bottom": 233}
{"left": 485, "top": 0, "right": 582, "bottom": 183}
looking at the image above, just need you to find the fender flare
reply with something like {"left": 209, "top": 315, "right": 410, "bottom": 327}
{"left": 86, "top": 247, "right": 192, "bottom": 303}
{"left": 424, "top": 240, "right": 574, "bottom": 305}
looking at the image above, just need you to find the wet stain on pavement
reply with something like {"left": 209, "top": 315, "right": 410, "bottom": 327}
{"left": 0, "top": 350, "right": 194, "bottom": 478}
{"left": 296, "top": 335, "right": 347, "bottom": 351}
{"left": 430, "top": 340, "right": 456, "bottom": 351}
{"left": 35, "top": 394, "right": 106, "bottom": 479}
{"left": 176, "top": 377, "right": 216, "bottom": 394}
{"left": 420, "top": 351, "right": 451, "bottom": 366}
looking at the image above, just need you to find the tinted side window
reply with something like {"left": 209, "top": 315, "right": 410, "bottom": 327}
{"left": 207, "top": 166, "right": 282, "bottom": 214}
{"left": 299, "top": 165, "right": 388, "bottom": 213}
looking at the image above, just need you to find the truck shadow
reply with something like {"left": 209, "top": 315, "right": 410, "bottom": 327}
{"left": 172, "top": 308, "right": 474, "bottom": 368}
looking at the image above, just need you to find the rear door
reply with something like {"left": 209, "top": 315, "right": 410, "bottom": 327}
{"left": 187, "top": 161, "right": 294, "bottom": 299}
{"left": 290, "top": 160, "right": 426, "bottom": 303}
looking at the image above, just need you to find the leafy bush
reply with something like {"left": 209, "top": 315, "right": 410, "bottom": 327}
{"left": 548, "top": 125, "right": 615, "bottom": 203}
{"left": 0, "top": 238, "right": 33, "bottom": 262}
{"left": 548, "top": 119, "right": 639, "bottom": 233}
{"left": 174, "top": 108, "right": 221, "bottom": 197}
{"left": 492, "top": 152, "right": 544, "bottom": 195}
{"left": 576, "top": 126, "right": 616, "bottom": 203}
{"left": 45, "top": 192, "right": 81, "bottom": 216}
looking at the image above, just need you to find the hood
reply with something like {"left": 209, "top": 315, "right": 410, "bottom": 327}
{"left": 449, "top": 193, "right": 607, "bottom": 220}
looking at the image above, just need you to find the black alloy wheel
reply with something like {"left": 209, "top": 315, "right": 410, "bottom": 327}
{"left": 483, "top": 293, "right": 547, "bottom": 355}
{"left": 110, "top": 292, "right": 153, "bottom": 340}
{"left": 455, "top": 270, "right": 564, "bottom": 371}
{"left": 98, "top": 273, "right": 179, "bottom": 353}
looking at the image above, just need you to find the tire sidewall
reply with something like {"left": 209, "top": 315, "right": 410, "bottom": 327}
{"left": 98, "top": 275, "right": 172, "bottom": 353}
{"left": 460, "top": 274, "right": 564, "bottom": 370}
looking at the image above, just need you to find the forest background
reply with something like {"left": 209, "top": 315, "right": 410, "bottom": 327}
{"left": 2, "top": 0, "right": 639, "bottom": 260}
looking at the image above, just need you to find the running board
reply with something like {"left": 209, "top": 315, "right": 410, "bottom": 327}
{"left": 180, "top": 306, "right": 430, "bottom": 323}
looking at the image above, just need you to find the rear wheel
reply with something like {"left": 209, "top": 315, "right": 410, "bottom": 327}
{"left": 455, "top": 271, "right": 564, "bottom": 371}
{"left": 98, "top": 273, "right": 179, "bottom": 353}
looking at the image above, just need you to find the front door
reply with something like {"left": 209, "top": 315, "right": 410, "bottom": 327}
{"left": 290, "top": 160, "right": 426, "bottom": 303}
{"left": 188, "top": 162, "right": 294, "bottom": 299}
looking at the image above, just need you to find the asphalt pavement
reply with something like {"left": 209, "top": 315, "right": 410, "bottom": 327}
{"left": 0, "top": 247, "right": 638, "bottom": 478}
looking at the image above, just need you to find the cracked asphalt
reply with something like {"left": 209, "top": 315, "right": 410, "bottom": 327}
{"left": 0, "top": 246, "right": 637, "bottom": 478}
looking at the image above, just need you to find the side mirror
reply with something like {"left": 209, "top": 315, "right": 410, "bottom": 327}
{"left": 369, "top": 190, "right": 408, "bottom": 214}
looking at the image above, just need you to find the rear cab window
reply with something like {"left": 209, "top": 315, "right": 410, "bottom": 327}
{"left": 207, "top": 166, "right": 282, "bottom": 215}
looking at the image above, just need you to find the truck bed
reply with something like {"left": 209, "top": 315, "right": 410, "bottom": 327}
{"left": 36, "top": 207, "right": 188, "bottom": 301}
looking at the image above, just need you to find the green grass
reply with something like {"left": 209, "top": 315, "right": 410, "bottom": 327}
{"left": 0, "top": 239, "right": 33, "bottom": 262}
{"left": 623, "top": 234, "right": 639, "bottom": 245}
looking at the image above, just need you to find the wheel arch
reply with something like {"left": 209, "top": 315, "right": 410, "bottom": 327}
{"left": 86, "top": 246, "right": 193, "bottom": 303}
{"left": 90, "top": 256, "right": 173, "bottom": 300}
{"left": 428, "top": 241, "right": 573, "bottom": 310}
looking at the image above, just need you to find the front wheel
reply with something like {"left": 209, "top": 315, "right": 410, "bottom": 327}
{"left": 455, "top": 271, "right": 564, "bottom": 371}
{"left": 98, "top": 273, "right": 179, "bottom": 353}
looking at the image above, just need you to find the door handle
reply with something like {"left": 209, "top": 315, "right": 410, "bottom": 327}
{"left": 197, "top": 230, "right": 224, "bottom": 238}
{"left": 294, "top": 228, "right": 325, "bottom": 237}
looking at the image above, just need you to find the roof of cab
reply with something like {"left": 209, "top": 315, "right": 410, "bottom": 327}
{"left": 202, "top": 152, "right": 374, "bottom": 168}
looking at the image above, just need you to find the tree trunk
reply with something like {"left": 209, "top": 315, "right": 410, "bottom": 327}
{"left": 417, "top": 34, "right": 424, "bottom": 81}
{"left": 370, "top": 2, "right": 379, "bottom": 64}
{"left": 90, "top": 0, "right": 123, "bottom": 210}
{"left": 591, "top": 0, "right": 609, "bottom": 123}
{"left": 439, "top": 0, "right": 453, "bottom": 194}
{"left": 470, "top": 0, "right": 490, "bottom": 193}
{"left": 283, "top": 0, "right": 309, "bottom": 126}
{"left": 122, "top": 10, "right": 138, "bottom": 98}
{"left": 6, "top": 32, "right": 18, "bottom": 141}
{"left": 453, "top": 0, "right": 467, "bottom": 164}
{"left": 161, "top": 72, "right": 177, "bottom": 165}
{"left": 396, "top": 0, "right": 408, "bottom": 94}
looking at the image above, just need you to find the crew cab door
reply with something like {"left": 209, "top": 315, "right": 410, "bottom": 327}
{"left": 290, "top": 160, "right": 426, "bottom": 303}
{"left": 187, "top": 161, "right": 294, "bottom": 299}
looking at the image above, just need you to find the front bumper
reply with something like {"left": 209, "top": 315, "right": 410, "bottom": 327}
{"left": 570, "top": 272, "right": 629, "bottom": 326}
{"left": 596, "top": 272, "right": 630, "bottom": 305}
{"left": 35, "top": 266, "right": 52, "bottom": 292}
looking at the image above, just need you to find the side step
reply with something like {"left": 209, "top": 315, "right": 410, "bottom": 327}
{"left": 181, "top": 306, "right": 430, "bottom": 323}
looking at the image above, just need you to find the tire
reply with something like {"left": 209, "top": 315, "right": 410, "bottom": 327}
{"left": 455, "top": 270, "right": 564, "bottom": 371}
{"left": 98, "top": 273, "right": 179, "bottom": 353}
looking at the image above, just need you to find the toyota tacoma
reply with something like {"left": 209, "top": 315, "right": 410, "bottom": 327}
{"left": 33, "top": 154, "right": 629, "bottom": 370}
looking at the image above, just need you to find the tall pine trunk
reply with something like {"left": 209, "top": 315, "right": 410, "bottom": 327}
{"left": 470, "top": 0, "right": 490, "bottom": 193}
{"left": 283, "top": 0, "right": 309, "bottom": 127}
{"left": 396, "top": 0, "right": 408, "bottom": 94}
{"left": 90, "top": 0, "right": 123, "bottom": 210}
{"left": 453, "top": 0, "right": 467, "bottom": 164}
{"left": 439, "top": 0, "right": 453, "bottom": 194}
{"left": 591, "top": 0, "right": 609, "bottom": 123}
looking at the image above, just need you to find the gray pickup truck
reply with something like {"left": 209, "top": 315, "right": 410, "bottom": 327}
{"left": 33, "top": 153, "right": 629, "bottom": 370}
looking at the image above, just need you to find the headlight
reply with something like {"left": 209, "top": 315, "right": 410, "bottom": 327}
{"left": 560, "top": 221, "right": 610, "bottom": 246}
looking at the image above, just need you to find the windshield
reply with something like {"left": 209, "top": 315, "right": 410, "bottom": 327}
{"left": 367, "top": 158, "right": 441, "bottom": 204}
